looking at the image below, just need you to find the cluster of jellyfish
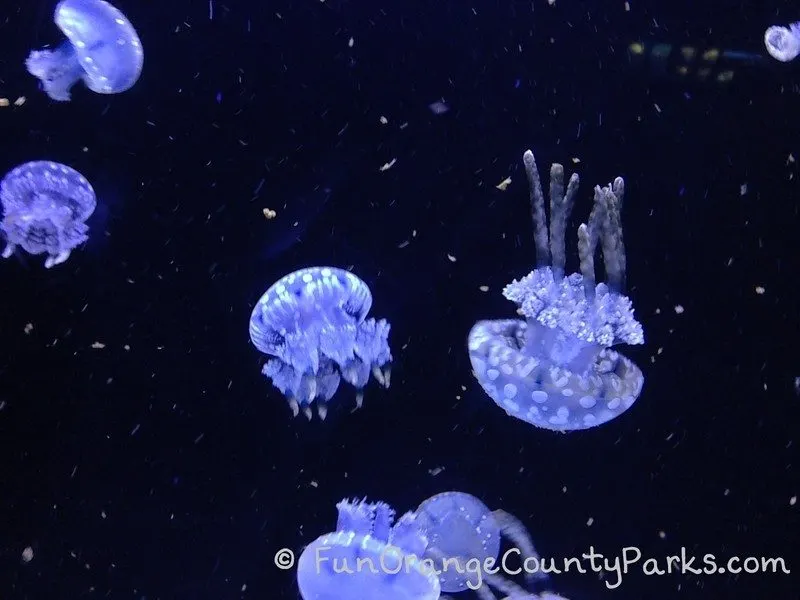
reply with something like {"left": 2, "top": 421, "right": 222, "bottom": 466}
{"left": 0, "top": 0, "right": 142, "bottom": 267}
{"left": 295, "top": 491, "right": 570, "bottom": 600}
{"left": 248, "top": 149, "right": 645, "bottom": 433}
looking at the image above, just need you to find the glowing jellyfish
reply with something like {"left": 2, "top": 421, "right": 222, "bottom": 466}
{"left": 26, "top": 0, "right": 143, "bottom": 101}
{"left": 249, "top": 266, "right": 392, "bottom": 420}
{"left": 0, "top": 161, "right": 96, "bottom": 268}
{"left": 297, "top": 498, "right": 441, "bottom": 600}
{"left": 764, "top": 22, "right": 800, "bottom": 62}
{"left": 416, "top": 491, "right": 546, "bottom": 600}
{"left": 468, "top": 149, "right": 644, "bottom": 432}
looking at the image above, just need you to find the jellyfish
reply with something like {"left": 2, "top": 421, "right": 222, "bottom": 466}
{"left": 249, "top": 266, "right": 392, "bottom": 420}
{"left": 467, "top": 149, "right": 644, "bottom": 432}
{"left": 415, "top": 491, "right": 546, "bottom": 600}
{"left": 0, "top": 161, "right": 96, "bottom": 268}
{"left": 297, "top": 498, "right": 441, "bottom": 600}
{"left": 26, "top": 0, "right": 143, "bottom": 101}
{"left": 764, "top": 22, "right": 800, "bottom": 62}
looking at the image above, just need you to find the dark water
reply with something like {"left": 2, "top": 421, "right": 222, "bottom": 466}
{"left": 0, "top": 0, "right": 797, "bottom": 598}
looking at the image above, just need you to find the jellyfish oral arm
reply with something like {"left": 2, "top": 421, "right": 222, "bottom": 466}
{"left": 26, "top": 43, "right": 84, "bottom": 102}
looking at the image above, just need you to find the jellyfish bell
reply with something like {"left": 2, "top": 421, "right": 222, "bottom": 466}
{"left": 26, "top": 0, "right": 143, "bottom": 101}
{"left": 764, "top": 22, "right": 800, "bottom": 62}
{"left": 0, "top": 160, "right": 97, "bottom": 268}
{"left": 416, "top": 491, "right": 546, "bottom": 596}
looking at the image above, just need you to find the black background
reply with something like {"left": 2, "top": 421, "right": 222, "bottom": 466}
{"left": 0, "top": 0, "right": 797, "bottom": 598}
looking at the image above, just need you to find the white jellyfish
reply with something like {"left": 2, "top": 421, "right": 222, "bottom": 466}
{"left": 764, "top": 22, "right": 800, "bottom": 62}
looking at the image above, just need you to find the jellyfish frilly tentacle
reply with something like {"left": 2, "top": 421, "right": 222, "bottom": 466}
{"left": 468, "top": 148, "right": 645, "bottom": 432}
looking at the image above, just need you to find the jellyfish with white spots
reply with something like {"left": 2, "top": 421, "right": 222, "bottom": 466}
{"left": 416, "top": 491, "right": 546, "bottom": 600}
{"left": 249, "top": 266, "right": 392, "bottom": 420}
{"left": 764, "top": 22, "right": 800, "bottom": 62}
{"left": 468, "top": 148, "right": 644, "bottom": 432}
{"left": 26, "top": 0, "right": 143, "bottom": 101}
{"left": 297, "top": 498, "right": 441, "bottom": 600}
{"left": 0, "top": 161, "right": 96, "bottom": 268}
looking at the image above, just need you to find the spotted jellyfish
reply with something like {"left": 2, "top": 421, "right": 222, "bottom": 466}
{"left": 26, "top": 0, "right": 143, "bottom": 102}
{"left": 0, "top": 161, "right": 96, "bottom": 268}
{"left": 416, "top": 491, "right": 547, "bottom": 600}
{"left": 764, "top": 22, "right": 800, "bottom": 62}
{"left": 249, "top": 266, "right": 392, "bottom": 420}
{"left": 297, "top": 498, "right": 441, "bottom": 600}
{"left": 468, "top": 148, "right": 644, "bottom": 432}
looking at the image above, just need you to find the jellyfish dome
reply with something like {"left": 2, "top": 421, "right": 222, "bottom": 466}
{"left": 415, "top": 491, "right": 546, "bottom": 597}
{"left": 468, "top": 149, "right": 644, "bottom": 432}
{"left": 249, "top": 266, "right": 392, "bottom": 420}
{"left": 26, "top": 0, "right": 143, "bottom": 101}
{"left": 764, "top": 22, "right": 800, "bottom": 62}
{"left": 297, "top": 498, "right": 441, "bottom": 600}
{"left": 0, "top": 161, "right": 96, "bottom": 268}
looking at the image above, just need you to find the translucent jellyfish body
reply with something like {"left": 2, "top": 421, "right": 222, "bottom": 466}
{"left": 416, "top": 491, "right": 545, "bottom": 599}
{"left": 764, "top": 22, "right": 800, "bottom": 62}
{"left": 26, "top": 0, "right": 143, "bottom": 101}
{"left": 249, "top": 266, "right": 392, "bottom": 420}
{"left": 468, "top": 149, "right": 644, "bottom": 432}
{"left": 0, "top": 161, "right": 96, "bottom": 268}
{"left": 297, "top": 498, "right": 441, "bottom": 600}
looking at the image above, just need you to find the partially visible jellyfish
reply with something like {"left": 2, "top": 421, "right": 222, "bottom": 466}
{"left": 297, "top": 498, "right": 441, "bottom": 600}
{"left": 764, "top": 22, "right": 800, "bottom": 62}
{"left": 26, "top": 0, "right": 143, "bottom": 101}
{"left": 415, "top": 491, "right": 546, "bottom": 600}
{"left": 249, "top": 266, "right": 392, "bottom": 420}
{"left": 468, "top": 148, "right": 644, "bottom": 432}
{"left": 0, "top": 161, "right": 96, "bottom": 268}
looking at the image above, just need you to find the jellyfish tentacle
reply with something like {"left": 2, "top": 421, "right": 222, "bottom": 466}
{"left": 492, "top": 509, "right": 548, "bottom": 584}
{"left": 522, "top": 150, "right": 550, "bottom": 267}
{"left": 483, "top": 569, "right": 530, "bottom": 597}
{"left": 475, "top": 582, "right": 499, "bottom": 599}
{"left": 577, "top": 223, "right": 595, "bottom": 299}
{"left": 596, "top": 181, "right": 627, "bottom": 293}
{"left": 548, "top": 164, "right": 580, "bottom": 279}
